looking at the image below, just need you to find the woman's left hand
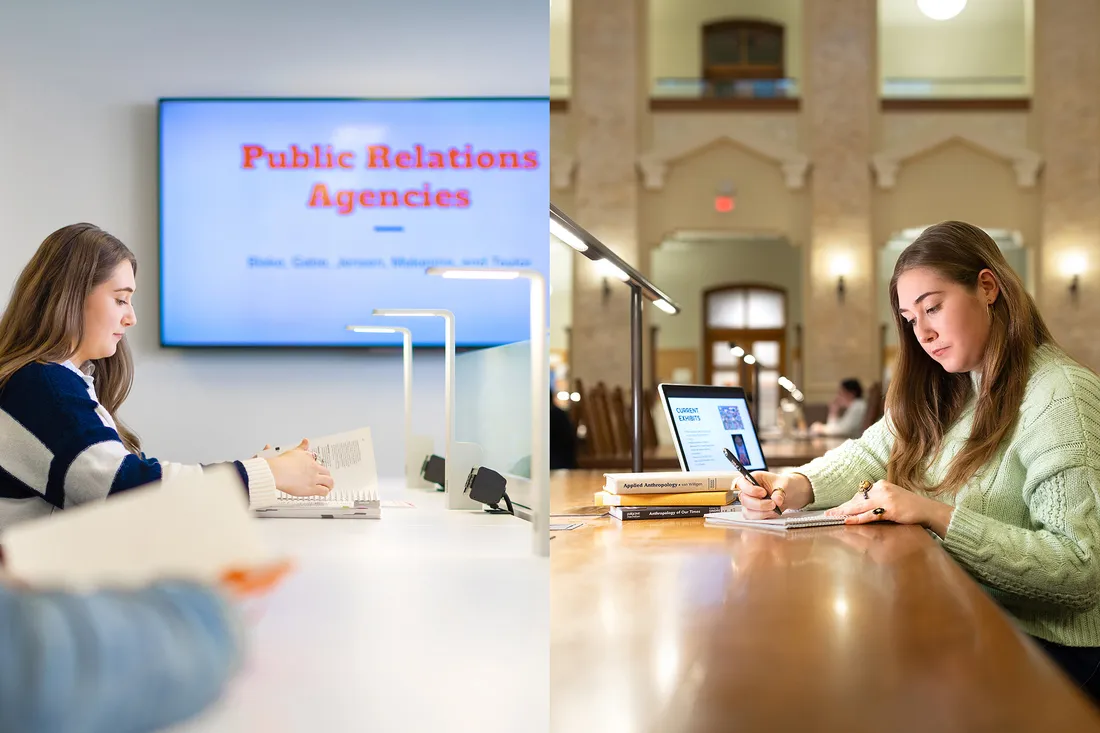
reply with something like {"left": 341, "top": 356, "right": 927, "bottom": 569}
{"left": 824, "top": 480, "right": 941, "bottom": 529}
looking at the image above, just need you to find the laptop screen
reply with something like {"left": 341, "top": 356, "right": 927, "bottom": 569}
{"left": 659, "top": 384, "right": 767, "bottom": 473}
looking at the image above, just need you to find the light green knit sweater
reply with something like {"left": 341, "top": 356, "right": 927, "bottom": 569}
{"left": 798, "top": 344, "right": 1100, "bottom": 646}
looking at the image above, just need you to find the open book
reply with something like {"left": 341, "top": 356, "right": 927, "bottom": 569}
{"left": 0, "top": 465, "right": 276, "bottom": 590}
{"left": 255, "top": 427, "right": 381, "bottom": 519}
{"left": 704, "top": 508, "right": 846, "bottom": 532}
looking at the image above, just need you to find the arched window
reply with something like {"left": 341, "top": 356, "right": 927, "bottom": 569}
{"left": 702, "top": 20, "right": 785, "bottom": 97}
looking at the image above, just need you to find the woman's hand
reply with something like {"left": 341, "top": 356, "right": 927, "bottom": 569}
{"left": 734, "top": 471, "right": 813, "bottom": 520}
{"left": 220, "top": 560, "right": 294, "bottom": 599}
{"left": 824, "top": 480, "right": 954, "bottom": 537}
{"left": 264, "top": 439, "right": 334, "bottom": 497}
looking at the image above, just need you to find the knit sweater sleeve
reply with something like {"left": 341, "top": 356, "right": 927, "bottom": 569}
{"left": 799, "top": 414, "right": 894, "bottom": 510}
{"left": 4, "top": 364, "right": 277, "bottom": 508}
{"left": 0, "top": 580, "right": 242, "bottom": 733}
{"left": 942, "top": 371, "right": 1100, "bottom": 611}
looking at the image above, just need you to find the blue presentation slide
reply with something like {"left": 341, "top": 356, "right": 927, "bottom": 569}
{"left": 159, "top": 98, "right": 549, "bottom": 347}
{"left": 666, "top": 395, "right": 766, "bottom": 472}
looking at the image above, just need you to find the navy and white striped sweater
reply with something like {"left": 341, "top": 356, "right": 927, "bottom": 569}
{"left": 0, "top": 361, "right": 277, "bottom": 530}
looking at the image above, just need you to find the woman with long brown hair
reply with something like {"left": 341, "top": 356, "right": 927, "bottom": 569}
{"left": 736, "top": 221, "right": 1100, "bottom": 698}
{"left": 0, "top": 223, "right": 333, "bottom": 529}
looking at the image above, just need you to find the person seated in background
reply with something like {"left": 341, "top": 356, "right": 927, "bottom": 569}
{"left": 810, "top": 378, "right": 867, "bottom": 438}
{"left": 0, "top": 223, "right": 333, "bottom": 531}
{"left": 736, "top": 221, "right": 1100, "bottom": 702}
{"left": 0, "top": 558, "right": 287, "bottom": 733}
{"left": 550, "top": 393, "right": 578, "bottom": 470}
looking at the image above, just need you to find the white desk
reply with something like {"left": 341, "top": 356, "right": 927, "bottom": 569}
{"left": 173, "top": 480, "right": 548, "bottom": 733}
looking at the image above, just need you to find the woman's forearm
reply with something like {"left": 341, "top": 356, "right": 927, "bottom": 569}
{"left": 923, "top": 501, "right": 955, "bottom": 539}
{"left": 782, "top": 472, "right": 815, "bottom": 510}
{"left": 0, "top": 582, "right": 241, "bottom": 733}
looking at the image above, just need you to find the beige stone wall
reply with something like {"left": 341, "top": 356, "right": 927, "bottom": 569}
{"left": 549, "top": 237, "right": 573, "bottom": 353}
{"left": 641, "top": 140, "right": 807, "bottom": 245}
{"left": 569, "top": 0, "right": 647, "bottom": 390}
{"left": 553, "top": 0, "right": 1100, "bottom": 394}
{"left": 801, "top": 0, "right": 878, "bottom": 402}
{"left": 649, "top": 112, "right": 801, "bottom": 152}
{"left": 878, "top": 111, "right": 1031, "bottom": 151}
{"left": 551, "top": 0, "right": 1029, "bottom": 97}
{"left": 550, "top": 111, "right": 572, "bottom": 160}
{"left": 1034, "top": 0, "right": 1100, "bottom": 370}
{"left": 872, "top": 141, "right": 1040, "bottom": 249}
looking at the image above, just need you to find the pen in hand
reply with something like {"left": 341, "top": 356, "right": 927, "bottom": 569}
{"left": 722, "top": 447, "right": 782, "bottom": 515}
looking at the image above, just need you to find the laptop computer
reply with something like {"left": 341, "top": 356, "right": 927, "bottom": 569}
{"left": 656, "top": 384, "right": 768, "bottom": 473}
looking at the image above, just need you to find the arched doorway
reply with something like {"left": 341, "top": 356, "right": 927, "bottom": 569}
{"left": 703, "top": 284, "right": 788, "bottom": 430}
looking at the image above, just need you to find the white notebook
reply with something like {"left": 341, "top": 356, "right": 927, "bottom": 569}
{"left": 254, "top": 427, "right": 380, "bottom": 519}
{"left": 705, "top": 508, "right": 846, "bottom": 532}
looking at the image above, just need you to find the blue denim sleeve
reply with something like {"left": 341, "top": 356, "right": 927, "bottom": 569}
{"left": 0, "top": 581, "right": 243, "bottom": 733}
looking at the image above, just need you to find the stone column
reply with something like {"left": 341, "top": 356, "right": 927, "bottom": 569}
{"left": 568, "top": 0, "right": 647, "bottom": 390}
{"left": 801, "top": 0, "right": 879, "bottom": 401}
{"left": 1034, "top": 0, "right": 1100, "bottom": 369}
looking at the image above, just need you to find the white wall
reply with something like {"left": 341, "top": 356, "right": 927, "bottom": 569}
{"left": 0, "top": 0, "right": 548, "bottom": 476}
{"left": 879, "top": 0, "right": 1027, "bottom": 86}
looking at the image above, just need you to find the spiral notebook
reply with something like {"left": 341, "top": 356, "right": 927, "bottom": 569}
{"left": 253, "top": 428, "right": 381, "bottom": 519}
{"left": 704, "top": 508, "right": 845, "bottom": 532}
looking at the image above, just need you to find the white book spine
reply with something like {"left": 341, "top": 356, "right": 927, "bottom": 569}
{"left": 602, "top": 472, "right": 740, "bottom": 494}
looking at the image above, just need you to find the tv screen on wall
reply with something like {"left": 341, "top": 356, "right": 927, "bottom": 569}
{"left": 158, "top": 97, "right": 549, "bottom": 347}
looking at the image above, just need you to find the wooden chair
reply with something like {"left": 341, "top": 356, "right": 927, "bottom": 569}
{"left": 589, "top": 383, "right": 617, "bottom": 457}
{"left": 862, "top": 381, "right": 884, "bottom": 431}
{"left": 610, "top": 387, "right": 632, "bottom": 455}
{"left": 642, "top": 388, "right": 660, "bottom": 451}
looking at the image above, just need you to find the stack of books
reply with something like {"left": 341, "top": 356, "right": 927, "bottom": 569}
{"left": 598, "top": 471, "right": 742, "bottom": 521}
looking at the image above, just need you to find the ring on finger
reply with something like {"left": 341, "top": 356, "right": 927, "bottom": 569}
{"left": 872, "top": 507, "right": 885, "bottom": 516}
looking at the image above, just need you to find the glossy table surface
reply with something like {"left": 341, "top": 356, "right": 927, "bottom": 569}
{"left": 550, "top": 470, "right": 1100, "bottom": 732}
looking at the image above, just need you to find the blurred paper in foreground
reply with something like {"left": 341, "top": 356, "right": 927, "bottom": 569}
{"left": 0, "top": 465, "right": 275, "bottom": 591}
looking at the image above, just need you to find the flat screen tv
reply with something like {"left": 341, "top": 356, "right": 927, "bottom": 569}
{"left": 158, "top": 97, "right": 549, "bottom": 347}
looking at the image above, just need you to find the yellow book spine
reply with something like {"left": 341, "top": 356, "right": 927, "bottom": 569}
{"left": 595, "top": 490, "right": 736, "bottom": 507}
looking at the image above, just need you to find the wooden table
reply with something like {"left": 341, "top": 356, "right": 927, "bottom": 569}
{"left": 550, "top": 470, "right": 1100, "bottom": 732}
{"left": 577, "top": 438, "right": 847, "bottom": 471}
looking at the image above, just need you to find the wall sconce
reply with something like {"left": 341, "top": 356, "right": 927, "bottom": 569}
{"left": 830, "top": 255, "right": 852, "bottom": 303}
{"left": 1063, "top": 253, "right": 1086, "bottom": 304}
{"left": 594, "top": 258, "right": 629, "bottom": 300}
